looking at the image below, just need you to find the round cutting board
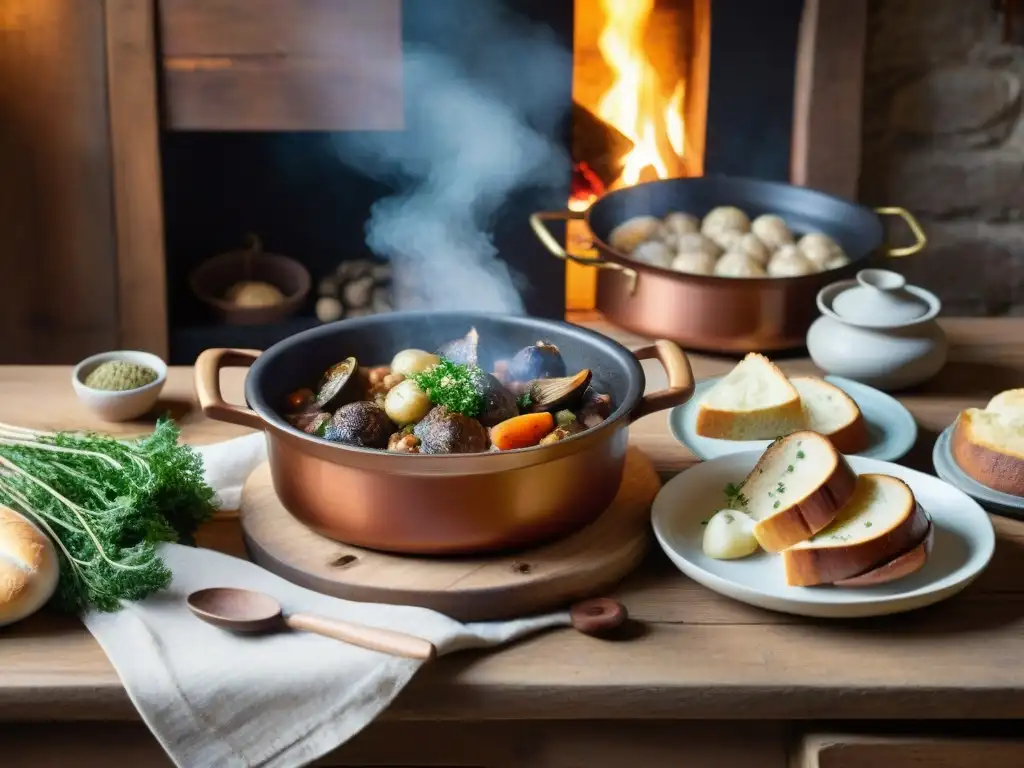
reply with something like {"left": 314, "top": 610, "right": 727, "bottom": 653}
{"left": 240, "top": 448, "right": 660, "bottom": 621}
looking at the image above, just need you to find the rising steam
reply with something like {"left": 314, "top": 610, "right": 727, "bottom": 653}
{"left": 330, "top": 2, "right": 571, "bottom": 314}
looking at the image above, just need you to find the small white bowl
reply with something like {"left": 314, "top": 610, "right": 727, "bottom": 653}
{"left": 72, "top": 351, "right": 168, "bottom": 422}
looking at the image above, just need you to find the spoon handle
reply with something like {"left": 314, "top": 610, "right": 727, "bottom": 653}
{"left": 285, "top": 613, "right": 437, "bottom": 661}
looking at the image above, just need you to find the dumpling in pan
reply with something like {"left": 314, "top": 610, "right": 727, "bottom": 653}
{"left": 701, "top": 206, "right": 751, "bottom": 238}
{"left": 797, "top": 232, "right": 843, "bottom": 269}
{"left": 609, "top": 215, "right": 666, "bottom": 254}
{"left": 714, "top": 251, "right": 766, "bottom": 278}
{"left": 631, "top": 240, "right": 674, "bottom": 268}
{"left": 676, "top": 233, "right": 722, "bottom": 260}
{"left": 751, "top": 214, "right": 794, "bottom": 251}
{"left": 672, "top": 250, "right": 717, "bottom": 275}
{"left": 767, "top": 244, "right": 818, "bottom": 277}
{"left": 664, "top": 212, "right": 701, "bottom": 238}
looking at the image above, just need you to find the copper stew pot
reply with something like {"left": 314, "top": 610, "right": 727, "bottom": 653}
{"left": 195, "top": 311, "right": 694, "bottom": 555}
{"left": 531, "top": 176, "right": 928, "bottom": 353}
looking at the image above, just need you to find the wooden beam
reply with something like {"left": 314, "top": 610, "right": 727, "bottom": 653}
{"left": 0, "top": 0, "right": 121, "bottom": 363}
{"left": 158, "top": 0, "right": 404, "bottom": 131}
{"left": 790, "top": 0, "right": 868, "bottom": 198}
{"left": 104, "top": 0, "right": 169, "bottom": 357}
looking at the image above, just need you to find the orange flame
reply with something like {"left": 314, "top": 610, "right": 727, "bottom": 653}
{"left": 595, "top": 0, "right": 685, "bottom": 187}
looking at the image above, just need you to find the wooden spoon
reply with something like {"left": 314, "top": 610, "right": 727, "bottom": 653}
{"left": 187, "top": 587, "right": 437, "bottom": 661}
{"left": 187, "top": 589, "right": 630, "bottom": 660}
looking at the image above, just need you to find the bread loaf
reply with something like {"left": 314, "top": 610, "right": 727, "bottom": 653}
{"left": 0, "top": 505, "right": 59, "bottom": 626}
{"left": 738, "top": 431, "right": 858, "bottom": 553}
{"left": 782, "top": 474, "right": 930, "bottom": 587}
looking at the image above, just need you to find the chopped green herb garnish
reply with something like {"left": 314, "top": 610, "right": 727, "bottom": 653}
{"left": 864, "top": 521, "right": 873, "bottom": 528}
{"left": 723, "top": 482, "right": 748, "bottom": 509}
{"left": 724, "top": 513, "right": 735, "bottom": 524}
{"left": 796, "top": 450, "right": 806, "bottom": 460}
{"left": 787, "top": 464, "right": 794, "bottom": 473}
{"left": 516, "top": 391, "right": 533, "bottom": 410}
{"left": 773, "top": 500, "right": 780, "bottom": 509}
{"left": 412, "top": 358, "right": 487, "bottom": 417}
{"left": 776, "top": 482, "right": 786, "bottom": 494}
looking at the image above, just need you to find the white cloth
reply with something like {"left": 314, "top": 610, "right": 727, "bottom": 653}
{"left": 83, "top": 435, "right": 570, "bottom": 768}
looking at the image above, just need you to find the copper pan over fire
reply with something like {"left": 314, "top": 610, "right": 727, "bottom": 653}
{"left": 532, "top": 176, "right": 927, "bottom": 353}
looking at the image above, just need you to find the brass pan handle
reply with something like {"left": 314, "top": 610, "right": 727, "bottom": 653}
{"left": 529, "top": 211, "right": 639, "bottom": 293}
{"left": 875, "top": 207, "right": 927, "bottom": 257}
{"left": 194, "top": 348, "right": 265, "bottom": 430}
{"left": 630, "top": 340, "right": 695, "bottom": 422}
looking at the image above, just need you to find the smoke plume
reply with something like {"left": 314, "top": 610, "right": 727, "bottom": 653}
{"left": 330, "top": 1, "right": 571, "bottom": 314}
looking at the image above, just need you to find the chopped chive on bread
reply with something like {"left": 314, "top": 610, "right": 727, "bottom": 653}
{"left": 791, "top": 377, "right": 869, "bottom": 454}
{"left": 951, "top": 406, "right": 1024, "bottom": 497}
{"left": 782, "top": 473, "right": 930, "bottom": 587}
{"left": 735, "top": 431, "right": 858, "bottom": 553}
{"left": 695, "top": 353, "right": 803, "bottom": 440}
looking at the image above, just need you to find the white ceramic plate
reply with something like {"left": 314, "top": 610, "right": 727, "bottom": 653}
{"left": 651, "top": 452, "right": 995, "bottom": 618}
{"left": 669, "top": 375, "right": 917, "bottom": 462}
{"left": 933, "top": 421, "right": 1024, "bottom": 517}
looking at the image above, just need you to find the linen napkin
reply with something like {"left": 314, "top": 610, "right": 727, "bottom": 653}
{"left": 83, "top": 435, "right": 571, "bottom": 768}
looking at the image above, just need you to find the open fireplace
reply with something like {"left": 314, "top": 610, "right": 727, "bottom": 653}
{"left": 0, "top": 0, "right": 873, "bottom": 364}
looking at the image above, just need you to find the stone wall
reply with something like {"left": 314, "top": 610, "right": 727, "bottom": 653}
{"left": 859, "top": 0, "right": 1024, "bottom": 315}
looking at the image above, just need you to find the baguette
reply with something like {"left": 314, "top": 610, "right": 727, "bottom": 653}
{"left": 0, "top": 505, "right": 59, "bottom": 626}
{"left": 696, "top": 353, "right": 804, "bottom": 440}
{"left": 782, "top": 474, "right": 931, "bottom": 587}
{"left": 738, "top": 431, "right": 858, "bottom": 553}
{"left": 791, "top": 376, "right": 869, "bottom": 454}
{"left": 950, "top": 408, "right": 1024, "bottom": 496}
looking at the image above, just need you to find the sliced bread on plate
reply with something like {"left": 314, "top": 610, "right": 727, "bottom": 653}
{"left": 790, "top": 376, "right": 869, "bottom": 454}
{"left": 834, "top": 519, "right": 933, "bottom": 588}
{"left": 986, "top": 388, "right": 1024, "bottom": 421}
{"left": 951, "top": 407, "right": 1024, "bottom": 496}
{"left": 695, "top": 353, "right": 804, "bottom": 440}
{"left": 737, "top": 430, "right": 858, "bottom": 553}
{"left": 782, "top": 473, "right": 931, "bottom": 587}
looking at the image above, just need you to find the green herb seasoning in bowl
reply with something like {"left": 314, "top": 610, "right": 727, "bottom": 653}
{"left": 72, "top": 351, "right": 167, "bottom": 422}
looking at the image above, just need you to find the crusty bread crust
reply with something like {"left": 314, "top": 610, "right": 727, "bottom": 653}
{"left": 745, "top": 431, "right": 858, "bottom": 553}
{"left": 790, "top": 377, "right": 869, "bottom": 454}
{"left": 695, "top": 354, "right": 803, "bottom": 440}
{"left": 0, "top": 506, "right": 59, "bottom": 625}
{"left": 834, "top": 519, "right": 933, "bottom": 588}
{"left": 951, "top": 411, "right": 1024, "bottom": 497}
{"left": 782, "top": 475, "right": 930, "bottom": 587}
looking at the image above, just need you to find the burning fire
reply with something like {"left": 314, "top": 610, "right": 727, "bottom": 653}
{"left": 595, "top": 0, "right": 686, "bottom": 188}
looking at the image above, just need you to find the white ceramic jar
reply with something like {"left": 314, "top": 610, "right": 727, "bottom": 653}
{"left": 806, "top": 269, "right": 947, "bottom": 391}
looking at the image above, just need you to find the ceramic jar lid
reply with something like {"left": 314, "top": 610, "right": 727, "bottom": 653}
{"left": 817, "top": 269, "right": 941, "bottom": 329}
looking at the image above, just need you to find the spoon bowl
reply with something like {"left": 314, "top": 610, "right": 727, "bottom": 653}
{"left": 187, "top": 587, "right": 285, "bottom": 633}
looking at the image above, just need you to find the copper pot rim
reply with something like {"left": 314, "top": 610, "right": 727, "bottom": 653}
{"left": 196, "top": 312, "right": 696, "bottom": 473}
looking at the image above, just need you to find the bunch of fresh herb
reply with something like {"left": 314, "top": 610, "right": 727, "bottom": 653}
{"left": 411, "top": 358, "right": 487, "bottom": 417}
{"left": 0, "top": 418, "right": 216, "bottom": 613}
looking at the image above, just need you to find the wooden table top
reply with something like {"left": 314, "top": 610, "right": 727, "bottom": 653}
{"left": 2, "top": 317, "right": 1024, "bottom": 722}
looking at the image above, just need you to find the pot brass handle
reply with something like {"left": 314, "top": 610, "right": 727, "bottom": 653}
{"left": 630, "top": 340, "right": 695, "bottom": 422}
{"left": 530, "top": 211, "right": 639, "bottom": 294}
{"left": 876, "top": 207, "right": 927, "bottom": 257}
{"left": 194, "top": 348, "right": 265, "bottom": 430}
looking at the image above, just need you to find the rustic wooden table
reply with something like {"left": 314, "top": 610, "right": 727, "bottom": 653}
{"left": 2, "top": 317, "right": 1023, "bottom": 767}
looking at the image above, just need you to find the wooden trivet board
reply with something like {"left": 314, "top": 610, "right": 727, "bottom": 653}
{"left": 240, "top": 448, "right": 660, "bottom": 622}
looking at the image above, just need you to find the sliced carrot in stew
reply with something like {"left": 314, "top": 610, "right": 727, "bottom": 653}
{"left": 490, "top": 412, "right": 556, "bottom": 451}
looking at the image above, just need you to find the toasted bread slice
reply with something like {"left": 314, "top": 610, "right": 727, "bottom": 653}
{"left": 791, "top": 376, "right": 869, "bottom": 454}
{"left": 695, "top": 353, "right": 804, "bottom": 440}
{"left": 782, "top": 474, "right": 931, "bottom": 587}
{"left": 951, "top": 408, "right": 1024, "bottom": 496}
{"left": 834, "top": 519, "right": 933, "bottom": 588}
{"left": 738, "top": 431, "right": 858, "bottom": 553}
{"left": 986, "top": 388, "right": 1024, "bottom": 421}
